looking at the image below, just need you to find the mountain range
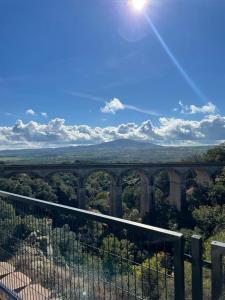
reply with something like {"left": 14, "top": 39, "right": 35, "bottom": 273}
{"left": 0, "top": 139, "right": 212, "bottom": 164}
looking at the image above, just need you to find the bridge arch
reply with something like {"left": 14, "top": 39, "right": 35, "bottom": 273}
{"left": 47, "top": 171, "right": 80, "bottom": 207}
{"left": 152, "top": 168, "right": 183, "bottom": 211}
{"left": 183, "top": 168, "right": 213, "bottom": 188}
{"left": 118, "top": 168, "right": 152, "bottom": 220}
{"left": 82, "top": 169, "right": 117, "bottom": 186}
{"left": 82, "top": 169, "right": 119, "bottom": 216}
{"left": 0, "top": 162, "right": 223, "bottom": 217}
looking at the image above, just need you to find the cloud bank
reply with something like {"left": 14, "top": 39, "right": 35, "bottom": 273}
{"left": 0, "top": 114, "right": 224, "bottom": 149}
{"left": 176, "top": 101, "right": 217, "bottom": 114}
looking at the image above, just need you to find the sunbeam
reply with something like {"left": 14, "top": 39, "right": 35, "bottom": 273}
{"left": 144, "top": 13, "right": 207, "bottom": 102}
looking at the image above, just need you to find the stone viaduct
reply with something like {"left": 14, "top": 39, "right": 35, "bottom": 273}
{"left": 0, "top": 162, "right": 224, "bottom": 218}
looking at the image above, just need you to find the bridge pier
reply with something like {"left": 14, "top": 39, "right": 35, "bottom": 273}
{"left": 77, "top": 178, "right": 86, "bottom": 210}
{"left": 140, "top": 176, "right": 154, "bottom": 218}
{"left": 168, "top": 171, "right": 184, "bottom": 211}
{"left": 110, "top": 180, "right": 123, "bottom": 218}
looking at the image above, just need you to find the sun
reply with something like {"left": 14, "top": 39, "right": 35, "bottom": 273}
{"left": 130, "top": 0, "right": 148, "bottom": 12}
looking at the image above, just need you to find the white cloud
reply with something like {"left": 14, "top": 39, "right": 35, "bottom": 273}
{"left": 0, "top": 115, "right": 224, "bottom": 149}
{"left": 41, "top": 112, "right": 48, "bottom": 118}
{"left": 25, "top": 109, "right": 48, "bottom": 118}
{"left": 189, "top": 102, "right": 216, "bottom": 114}
{"left": 101, "top": 98, "right": 159, "bottom": 116}
{"left": 101, "top": 98, "right": 125, "bottom": 114}
{"left": 69, "top": 92, "right": 159, "bottom": 117}
{"left": 177, "top": 101, "right": 217, "bottom": 115}
{"left": 26, "top": 109, "right": 36, "bottom": 116}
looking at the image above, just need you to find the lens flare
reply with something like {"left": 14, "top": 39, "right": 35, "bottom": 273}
{"left": 131, "top": 0, "right": 147, "bottom": 12}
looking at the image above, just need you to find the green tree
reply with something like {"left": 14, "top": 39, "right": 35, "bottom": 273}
{"left": 192, "top": 205, "right": 225, "bottom": 237}
{"left": 204, "top": 144, "right": 225, "bottom": 162}
{"left": 51, "top": 224, "right": 83, "bottom": 265}
{"left": 151, "top": 187, "right": 179, "bottom": 230}
{"left": 101, "top": 234, "right": 135, "bottom": 280}
{"left": 208, "top": 183, "right": 225, "bottom": 205}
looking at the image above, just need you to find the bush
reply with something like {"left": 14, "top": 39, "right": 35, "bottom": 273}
{"left": 152, "top": 189, "right": 179, "bottom": 230}
{"left": 101, "top": 234, "right": 135, "bottom": 280}
{"left": 208, "top": 183, "right": 225, "bottom": 205}
{"left": 192, "top": 205, "right": 225, "bottom": 237}
{"left": 135, "top": 253, "right": 173, "bottom": 299}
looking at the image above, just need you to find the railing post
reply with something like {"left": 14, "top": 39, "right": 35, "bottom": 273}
{"left": 191, "top": 235, "right": 203, "bottom": 300}
{"left": 211, "top": 241, "right": 225, "bottom": 300}
{"left": 174, "top": 236, "right": 185, "bottom": 300}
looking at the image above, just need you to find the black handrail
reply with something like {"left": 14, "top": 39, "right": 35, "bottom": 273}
{"left": 0, "top": 190, "right": 182, "bottom": 242}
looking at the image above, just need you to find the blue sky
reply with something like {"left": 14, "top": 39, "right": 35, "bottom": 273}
{"left": 0, "top": 0, "right": 225, "bottom": 148}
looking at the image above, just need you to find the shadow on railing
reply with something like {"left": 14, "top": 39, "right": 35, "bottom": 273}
{"left": 0, "top": 190, "right": 185, "bottom": 300}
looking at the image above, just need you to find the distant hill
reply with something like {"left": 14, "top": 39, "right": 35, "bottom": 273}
{"left": 0, "top": 139, "right": 213, "bottom": 164}
{"left": 86, "top": 139, "right": 162, "bottom": 150}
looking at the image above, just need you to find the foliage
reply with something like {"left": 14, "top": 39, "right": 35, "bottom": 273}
{"left": 135, "top": 253, "right": 173, "bottom": 299}
{"left": 86, "top": 172, "right": 110, "bottom": 214}
{"left": 51, "top": 224, "right": 83, "bottom": 265}
{"left": 204, "top": 230, "right": 225, "bottom": 260}
{"left": 50, "top": 173, "right": 78, "bottom": 206}
{"left": 203, "top": 144, "right": 225, "bottom": 162}
{"left": 15, "top": 215, "right": 50, "bottom": 239}
{"left": 208, "top": 183, "right": 225, "bottom": 205}
{"left": 152, "top": 188, "right": 179, "bottom": 230}
{"left": 0, "top": 174, "right": 57, "bottom": 202}
{"left": 186, "top": 185, "right": 211, "bottom": 213}
{"left": 101, "top": 234, "right": 135, "bottom": 280}
{"left": 154, "top": 171, "right": 170, "bottom": 198}
{"left": 192, "top": 205, "right": 225, "bottom": 237}
{"left": 0, "top": 198, "right": 20, "bottom": 247}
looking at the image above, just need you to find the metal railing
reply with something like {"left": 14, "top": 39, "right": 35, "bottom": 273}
{"left": 211, "top": 241, "right": 225, "bottom": 300}
{"left": 1, "top": 190, "right": 225, "bottom": 299}
{"left": 184, "top": 235, "right": 225, "bottom": 300}
{"left": 0, "top": 190, "right": 185, "bottom": 300}
{"left": 184, "top": 236, "right": 211, "bottom": 300}
{"left": 0, "top": 282, "right": 22, "bottom": 300}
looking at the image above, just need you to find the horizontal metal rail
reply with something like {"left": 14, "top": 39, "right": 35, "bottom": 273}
{"left": 0, "top": 189, "right": 185, "bottom": 300}
{"left": 184, "top": 253, "right": 211, "bottom": 269}
{"left": 0, "top": 190, "right": 182, "bottom": 243}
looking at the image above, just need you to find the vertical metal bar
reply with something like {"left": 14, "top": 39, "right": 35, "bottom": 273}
{"left": 174, "top": 236, "right": 185, "bottom": 300}
{"left": 211, "top": 241, "right": 225, "bottom": 300}
{"left": 191, "top": 235, "right": 203, "bottom": 300}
